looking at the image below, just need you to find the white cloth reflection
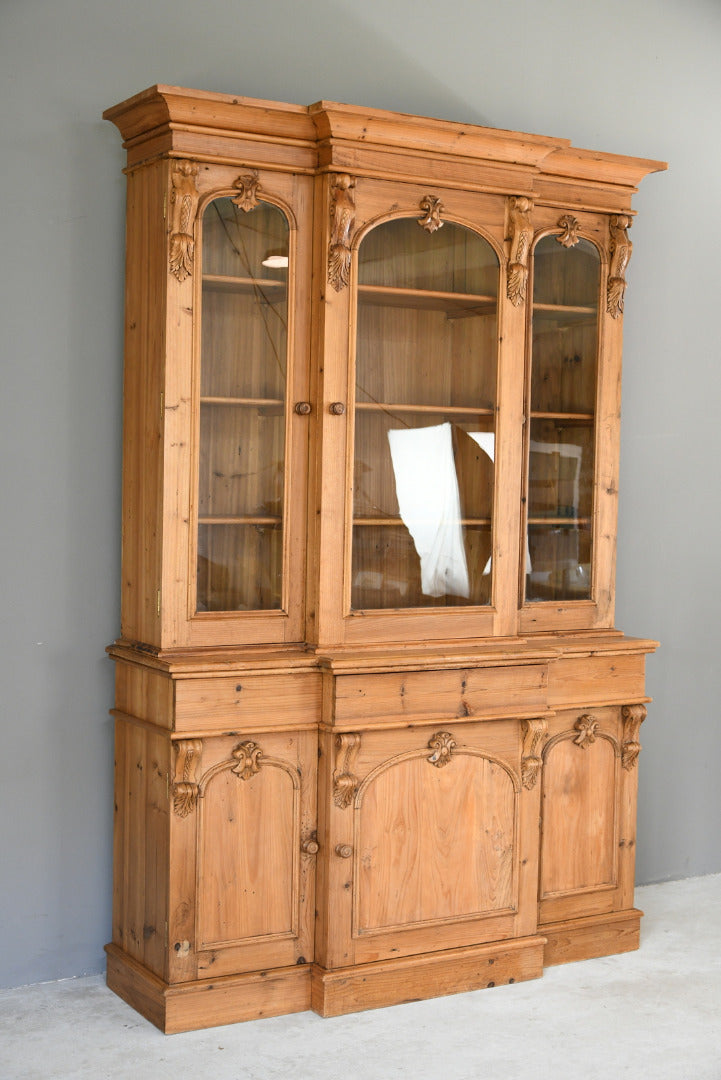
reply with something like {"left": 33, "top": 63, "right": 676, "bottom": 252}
{"left": 388, "top": 422, "right": 469, "bottom": 598}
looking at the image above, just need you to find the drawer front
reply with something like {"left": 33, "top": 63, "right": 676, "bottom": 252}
{"left": 546, "top": 653, "right": 646, "bottom": 708}
{"left": 174, "top": 672, "right": 322, "bottom": 733}
{"left": 333, "top": 664, "right": 547, "bottom": 725}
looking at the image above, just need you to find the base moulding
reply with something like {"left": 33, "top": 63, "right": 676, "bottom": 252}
{"left": 541, "top": 907, "right": 643, "bottom": 966}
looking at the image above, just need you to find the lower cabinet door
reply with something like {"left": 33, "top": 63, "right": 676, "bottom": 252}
{"left": 538, "top": 705, "right": 642, "bottom": 926}
{"left": 322, "top": 720, "right": 540, "bottom": 968}
{"left": 168, "top": 729, "right": 317, "bottom": 981}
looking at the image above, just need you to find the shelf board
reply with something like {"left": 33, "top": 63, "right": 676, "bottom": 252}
{"left": 201, "top": 396, "right": 285, "bottom": 408}
{"left": 530, "top": 411, "right": 594, "bottom": 422}
{"left": 527, "top": 518, "right": 591, "bottom": 527}
{"left": 358, "top": 283, "right": 497, "bottom": 315}
{"left": 198, "top": 516, "right": 282, "bottom": 526}
{"left": 202, "top": 274, "right": 287, "bottom": 294}
{"left": 354, "top": 517, "right": 491, "bottom": 527}
{"left": 356, "top": 401, "right": 494, "bottom": 417}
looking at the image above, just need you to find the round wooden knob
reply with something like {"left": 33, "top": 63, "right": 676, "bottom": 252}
{"left": 301, "top": 838, "right": 319, "bottom": 855}
{"left": 329, "top": 402, "right": 345, "bottom": 415}
{"left": 335, "top": 844, "right": 353, "bottom": 858}
{"left": 295, "top": 401, "right": 312, "bottom": 415}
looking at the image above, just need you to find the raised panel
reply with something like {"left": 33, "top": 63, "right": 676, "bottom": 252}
{"left": 540, "top": 728, "right": 618, "bottom": 899}
{"left": 354, "top": 749, "right": 517, "bottom": 935}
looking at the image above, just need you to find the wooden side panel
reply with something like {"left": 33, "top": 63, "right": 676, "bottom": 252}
{"left": 120, "top": 162, "right": 167, "bottom": 647}
{"left": 115, "top": 661, "right": 174, "bottom": 728}
{"left": 112, "top": 718, "right": 170, "bottom": 979}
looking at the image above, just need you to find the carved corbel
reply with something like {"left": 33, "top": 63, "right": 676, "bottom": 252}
{"left": 573, "top": 714, "right": 599, "bottom": 749}
{"left": 327, "top": 173, "right": 356, "bottom": 291}
{"left": 607, "top": 214, "right": 633, "bottom": 318}
{"left": 333, "top": 733, "right": 361, "bottom": 809}
{"left": 506, "top": 196, "right": 534, "bottom": 306}
{"left": 556, "top": 214, "right": 580, "bottom": 248}
{"left": 521, "top": 718, "right": 548, "bottom": 789}
{"left": 231, "top": 173, "right": 261, "bottom": 212}
{"left": 621, "top": 704, "right": 647, "bottom": 770}
{"left": 168, "top": 160, "right": 200, "bottom": 282}
{"left": 427, "top": 731, "right": 456, "bottom": 768}
{"left": 231, "top": 740, "right": 263, "bottom": 781}
{"left": 418, "top": 195, "right": 444, "bottom": 233}
{"left": 172, "top": 739, "right": 203, "bottom": 817}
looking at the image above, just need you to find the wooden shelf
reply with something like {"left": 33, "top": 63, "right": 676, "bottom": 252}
{"left": 198, "top": 516, "right": 282, "bottom": 525}
{"left": 354, "top": 517, "right": 491, "bottom": 527}
{"left": 527, "top": 518, "right": 591, "bottom": 527}
{"left": 203, "top": 274, "right": 287, "bottom": 295}
{"left": 533, "top": 302, "right": 596, "bottom": 316}
{"left": 530, "top": 411, "right": 594, "bottom": 422}
{"left": 358, "top": 283, "right": 497, "bottom": 315}
{"left": 356, "top": 401, "right": 494, "bottom": 417}
{"left": 201, "top": 396, "right": 285, "bottom": 408}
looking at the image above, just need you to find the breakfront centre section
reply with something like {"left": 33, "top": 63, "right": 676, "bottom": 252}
{"left": 104, "top": 86, "right": 664, "bottom": 1032}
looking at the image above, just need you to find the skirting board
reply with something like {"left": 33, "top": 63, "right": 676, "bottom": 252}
{"left": 541, "top": 908, "right": 643, "bottom": 966}
{"left": 311, "top": 936, "right": 547, "bottom": 1018}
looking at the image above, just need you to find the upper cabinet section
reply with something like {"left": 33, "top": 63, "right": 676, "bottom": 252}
{"left": 104, "top": 86, "right": 665, "bottom": 651}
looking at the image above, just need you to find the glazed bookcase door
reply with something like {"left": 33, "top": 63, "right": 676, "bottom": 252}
{"left": 313, "top": 178, "right": 524, "bottom": 646}
{"left": 519, "top": 210, "right": 621, "bottom": 633}
{"left": 159, "top": 165, "right": 312, "bottom": 648}
{"left": 168, "top": 729, "right": 317, "bottom": 982}
{"left": 320, "top": 721, "right": 539, "bottom": 969}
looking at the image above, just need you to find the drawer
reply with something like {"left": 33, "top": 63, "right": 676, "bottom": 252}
{"left": 174, "top": 672, "right": 322, "bottom": 733}
{"left": 333, "top": 664, "right": 547, "bottom": 725}
{"left": 546, "top": 653, "right": 646, "bottom": 708}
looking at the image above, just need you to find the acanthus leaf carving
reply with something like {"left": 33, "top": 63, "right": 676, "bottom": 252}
{"left": 231, "top": 173, "right": 261, "bottom": 212}
{"left": 168, "top": 159, "right": 200, "bottom": 282}
{"left": 621, "top": 704, "right": 647, "bottom": 770}
{"left": 333, "top": 733, "right": 361, "bottom": 809}
{"left": 506, "top": 196, "right": 534, "bottom": 306}
{"left": 231, "top": 740, "right": 263, "bottom": 781}
{"left": 327, "top": 173, "right": 356, "bottom": 292}
{"left": 573, "top": 714, "right": 599, "bottom": 749}
{"left": 521, "top": 718, "right": 548, "bottom": 789}
{"left": 418, "top": 195, "right": 444, "bottom": 233}
{"left": 172, "top": 739, "right": 203, "bottom": 817}
{"left": 607, "top": 214, "right": 633, "bottom": 318}
{"left": 556, "top": 214, "right": 580, "bottom": 248}
{"left": 427, "top": 730, "right": 456, "bottom": 768}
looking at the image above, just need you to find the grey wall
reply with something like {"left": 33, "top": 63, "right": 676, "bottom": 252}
{"left": 1, "top": 0, "right": 719, "bottom": 989}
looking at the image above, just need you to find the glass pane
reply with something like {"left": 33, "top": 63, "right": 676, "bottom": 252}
{"left": 525, "top": 235, "right": 600, "bottom": 603}
{"left": 196, "top": 198, "right": 289, "bottom": 612}
{"left": 352, "top": 219, "right": 498, "bottom": 610}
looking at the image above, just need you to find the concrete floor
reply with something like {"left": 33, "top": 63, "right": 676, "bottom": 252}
{"left": 1, "top": 874, "right": 719, "bottom": 1080}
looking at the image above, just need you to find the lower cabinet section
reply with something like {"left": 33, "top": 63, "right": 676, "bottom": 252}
{"left": 107, "top": 643, "right": 652, "bottom": 1033}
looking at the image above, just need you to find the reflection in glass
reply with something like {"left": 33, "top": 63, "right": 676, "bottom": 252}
{"left": 352, "top": 218, "right": 499, "bottom": 610}
{"left": 525, "top": 235, "right": 600, "bottom": 602}
{"left": 196, "top": 198, "right": 289, "bottom": 612}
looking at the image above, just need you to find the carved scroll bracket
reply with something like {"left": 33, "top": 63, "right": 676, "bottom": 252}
{"left": 521, "top": 718, "right": 548, "bottom": 789}
{"left": 427, "top": 731, "right": 456, "bottom": 768}
{"left": 333, "top": 733, "right": 361, "bottom": 809}
{"left": 172, "top": 739, "right": 203, "bottom": 817}
{"left": 556, "top": 214, "right": 580, "bottom": 248}
{"left": 231, "top": 173, "right": 261, "bottom": 212}
{"left": 418, "top": 195, "right": 444, "bottom": 233}
{"left": 168, "top": 160, "right": 200, "bottom": 282}
{"left": 328, "top": 173, "right": 356, "bottom": 292}
{"left": 506, "top": 196, "right": 534, "bottom": 306}
{"left": 607, "top": 214, "right": 633, "bottom": 318}
{"left": 573, "top": 714, "right": 599, "bottom": 750}
{"left": 621, "top": 704, "right": 647, "bottom": 770}
{"left": 231, "top": 740, "right": 263, "bottom": 781}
